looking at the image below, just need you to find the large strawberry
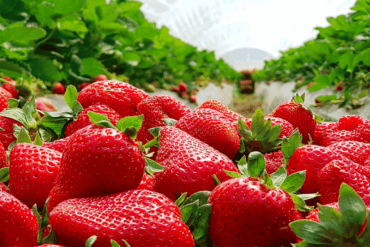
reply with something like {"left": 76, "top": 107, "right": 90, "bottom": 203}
{"left": 42, "top": 136, "right": 72, "bottom": 153}
{"left": 291, "top": 183, "right": 370, "bottom": 246}
{"left": 0, "top": 191, "right": 38, "bottom": 246}
{"left": 0, "top": 142, "right": 7, "bottom": 169}
{"left": 198, "top": 99, "right": 245, "bottom": 122}
{"left": 327, "top": 141, "right": 370, "bottom": 166}
{"left": 2, "top": 82, "right": 18, "bottom": 99}
{"left": 64, "top": 104, "right": 122, "bottom": 137}
{"left": 9, "top": 143, "right": 62, "bottom": 209}
{"left": 49, "top": 190, "right": 195, "bottom": 247}
{"left": 0, "top": 116, "right": 24, "bottom": 149}
{"left": 47, "top": 115, "right": 146, "bottom": 211}
{"left": 317, "top": 159, "right": 370, "bottom": 205}
{"left": 153, "top": 126, "right": 239, "bottom": 201}
{"left": 0, "top": 89, "right": 8, "bottom": 112}
{"left": 208, "top": 152, "right": 309, "bottom": 247}
{"left": 0, "top": 182, "right": 10, "bottom": 193}
{"left": 269, "top": 94, "right": 317, "bottom": 143}
{"left": 77, "top": 80, "right": 148, "bottom": 117}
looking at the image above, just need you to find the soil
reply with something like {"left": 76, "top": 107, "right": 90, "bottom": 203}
{"left": 230, "top": 94, "right": 264, "bottom": 118}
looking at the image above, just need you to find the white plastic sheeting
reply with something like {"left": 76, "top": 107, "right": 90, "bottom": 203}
{"left": 139, "top": 0, "right": 358, "bottom": 59}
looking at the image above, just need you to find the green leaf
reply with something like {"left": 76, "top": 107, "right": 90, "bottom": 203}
{"left": 111, "top": 240, "right": 121, "bottom": 247}
{"left": 262, "top": 170, "right": 274, "bottom": 188}
{"left": 163, "top": 118, "right": 177, "bottom": 126}
{"left": 251, "top": 108, "right": 265, "bottom": 137}
{"left": 290, "top": 194, "right": 311, "bottom": 212}
{"left": 358, "top": 211, "right": 370, "bottom": 245}
{"left": 0, "top": 26, "right": 46, "bottom": 44}
{"left": 247, "top": 151, "right": 265, "bottom": 178}
{"left": 122, "top": 52, "right": 141, "bottom": 66}
{"left": 31, "top": 204, "right": 42, "bottom": 244}
{"left": 149, "top": 127, "right": 160, "bottom": 138}
{"left": 64, "top": 85, "right": 78, "bottom": 110}
{"left": 237, "top": 156, "right": 249, "bottom": 177}
{"left": 295, "top": 94, "right": 305, "bottom": 104}
{"left": 180, "top": 200, "right": 199, "bottom": 224}
{"left": 237, "top": 119, "right": 253, "bottom": 142}
{"left": 71, "top": 55, "right": 83, "bottom": 74}
{"left": 279, "top": 171, "right": 306, "bottom": 193}
{"left": 224, "top": 169, "right": 242, "bottom": 178}
{"left": 17, "top": 127, "right": 32, "bottom": 144}
{"left": 290, "top": 220, "right": 335, "bottom": 245}
{"left": 22, "top": 96, "right": 37, "bottom": 128}
{"left": 72, "top": 101, "right": 84, "bottom": 120}
{"left": 81, "top": 58, "right": 106, "bottom": 76}
{"left": 33, "top": 132, "right": 43, "bottom": 146}
{"left": 213, "top": 174, "right": 221, "bottom": 186}
{"left": 28, "top": 59, "right": 63, "bottom": 82}
{"left": 174, "top": 192, "right": 187, "bottom": 207}
{"left": 270, "top": 166, "right": 287, "bottom": 188}
{"left": 338, "top": 183, "right": 367, "bottom": 236}
{"left": 41, "top": 226, "right": 58, "bottom": 244}
{"left": 317, "top": 204, "right": 346, "bottom": 237}
{"left": 296, "top": 193, "right": 320, "bottom": 201}
{"left": 145, "top": 158, "right": 164, "bottom": 173}
{"left": 281, "top": 130, "right": 302, "bottom": 163}
{"left": 88, "top": 112, "right": 117, "bottom": 129}
{"left": 85, "top": 236, "right": 98, "bottom": 247}
{"left": 1, "top": 108, "right": 28, "bottom": 127}
{"left": 47, "top": 0, "right": 85, "bottom": 15}
{"left": 192, "top": 204, "right": 212, "bottom": 240}
{"left": 7, "top": 98, "right": 19, "bottom": 108}
{"left": 181, "top": 191, "right": 211, "bottom": 208}
{"left": 116, "top": 115, "right": 143, "bottom": 134}
{"left": 57, "top": 14, "right": 88, "bottom": 34}
{"left": 0, "top": 167, "right": 9, "bottom": 183}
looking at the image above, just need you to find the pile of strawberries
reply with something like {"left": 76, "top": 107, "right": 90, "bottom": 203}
{"left": 1, "top": 80, "right": 370, "bottom": 247}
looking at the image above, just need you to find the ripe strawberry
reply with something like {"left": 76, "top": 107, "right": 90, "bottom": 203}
{"left": 65, "top": 104, "right": 122, "bottom": 137}
{"left": 4, "top": 76, "right": 13, "bottom": 83}
{"left": 9, "top": 143, "right": 62, "bottom": 208}
{"left": 264, "top": 151, "right": 284, "bottom": 174}
{"left": 338, "top": 115, "right": 364, "bottom": 131}
{"left": 318, "top": 159, "right": 370, "bottom": 205}
{"left": 0, "top": 116, "right": 23, "bottom": 149}
{"left": 53, "top": 82, "right": 65, "bottom": 94}
{"left": 36, "top": 245, "right": 66, "bottom": 247}
{"left": 0, "top": 87, "right": 12, "bottom": 99}
{"left": 137, "top": 174, "right": 154, "bottom": 190}
{"left": 179, "top": 82, "right": 187, "bottom": 92}
{"left": 47, "top": 126, "right": 145, "bottom": 211}
{"left": 36, "top": 98, "right": 57, "bottom": 112}
{"left": 190, "top": 95, "right": 196, "bottom": 103}
{"left": 287, "top": 145, "right": 344, "bottom": 193}
{"left": 93, "top": 74, "right": 108, "bottom": 82}
{"left": 175, "top": 108, "right": 240, "bottom": 159}
{"left": 327, "top": 141, "right": 370, "bottom": 166}
{"left": 335, "top": 85, "right": 343, "bottom": 91}
{"left": 313, "top": 121, "right": 338, "bottom": 145}
{"left": 355, "top": 120, "right": 370, "bottom": 143}
{"left": 0, "top": 143, "right": 7, "bottom": 169}
{"left": 2, "top": 82, "right": 18, "bottom": 98}
{"left": 0, "top": 191, "right": 38, "bottom": 246}
{"left": 198, "top": 99, "right": 245, "bottom": 122}
{"left": 269, "top": 95, "right": 317, "bottom": 143}
{"left": 79, "top": 82, "right": 91, "bottom": 90}
{"left": 0, "top": 89, "right": 8, "bottom": 112}
{"left": 77, "top": 80, "right": 148, "bottom": 117}
{"left": 180, "top": 92, "right": 189, "bottom": 99}
{"left": 49, "top": 190, "right": 195, "bottom": 247}
{"left": 42, "top": 136, "right": 72, "bottom": 153}
{"left": 320, "top": 129, "right": 360, "bottom": 146}
{"left": 35, "top": 98, "right": 54, "bottom": 112}
{"left": 136, "top": 95, "right": 191, "bottom": 146}
{"left": 0, "top": 182, "right": 10, "bottom": 193}
{"left": 153, "top": 126, "right": 238, "bottom": 201}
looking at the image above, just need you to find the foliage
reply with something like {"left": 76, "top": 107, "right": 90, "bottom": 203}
{"left": 0, "top": 0, "right": 241, "bottom": 89}
{"left": 253, "top": 0, "right": 370, "bottom": 108}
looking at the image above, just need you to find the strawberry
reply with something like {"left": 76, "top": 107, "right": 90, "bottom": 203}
{"left": 287, "top": 145, "right": 344, "bottom": 193}
{"left": 0, "top": 89, "right": 8, "bottom": 112}
{"left": 47, "top": 122, "right": 146, "bottom": 211}
{"left": 269, "top": 94, "right": 317, "bottom": 143}
{"left": 49, "top": 190, "right": 195, "bottom": 247}
{"left": 93, "top": 74, "right": 108, "bottom": 82}
{"left": 0, "top": 182, "right": 10, "bottom": 193}
{"left": 42, "top": 136, "right": 72, "bottom": 153}
{"left": 153, "top": 126, "right": 238, "bottom": 201}
{"left": 36, "top": 245, "right": 66, "bottom": 247}
{"left": 174, "top": 108, "right": 240, "bottom": 159}
{"left": 4, "top": 76, "right": 13, "bottom": 83}
{"left": 35, "top": 98, "right": 54, "bottom": 112}
{"left": 53, "top": 83, "right": 65, "bottom": 95}
{"left": 2, "top": 82, "right": 18, "bottom": 98}
{"left": 317, "top": 159, "right": 370, "bottom": 205}
{"left": 77, "top": 80, "right": 148, "bottom": 117}
{"left": 0, "top": 191, "right": 38, "bottom": 246}
{"left": 264, "top": 150, "right": 284, "bottom": 174}
{"left": 356, "top": 120, "right": 370, "bottom": 143}
{"left": 137, "top": 174, "right": 154, "bottom": 190}
{"left": 0, "top": 116, "right": 24, "bottom": 149}
{"left": 327, "top": 141, "right": 370, "bottom": 166}
{"left": 313, "top": 121, "right": 338, "bottom": 145}
{"left": 291, "top": 184, "right": 370, "bottom": 246}
{"left": 198, "top": 99, "right": 245, "bottom": 122}
{"left": 0, "top": 87, "right": 12, "bottom": 99}
{"left": 172, "top": 86, "right": 180, "bottom": 92}
{"left": 0, "top": 142, "right": 7, "bottom": 169}
{"left": 64, "top": 104, "right": 122, "bottom": 137}
{"left": 9, "top": 143, "right": 62, "bottom": 209}
{"left": 338, "top": 115, "right": 364, "bottom": 131}
{"left": 208, "top": 152, "right": 308, "bottom": 247}
{"left": 179, "top": 82, "right": 187, "bottom": 92}
{"left": 36, "top": 98, "right": 57, "bottom": 112}
{"left": 189, "top": 95, "right": 196, "bottom": 103}
{"left": 79, "top": 82, "right": 91, "bottom": 90}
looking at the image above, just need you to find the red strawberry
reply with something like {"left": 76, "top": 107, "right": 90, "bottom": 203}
{"left": 35, "top": 98, "right": 53, "bottom": 112}
{"left": 93, "top": 74, "right": 108, "bottom": 82}
{"left": 208, "top": 177, "right": 302, "bottom": 247}
{"left": 198, "top": 99, "right": 245, "bottom": 122}
{"left": 77, "top": 80, "right": 148, "bottom": 117}
{"left": 2, "top": 83, "right": 18, "bottom": 98}
{"left": 338, "top": 115, "right": 364, "bottom": 131}
{"left": 172, "top": 86, "right": 180, "bottom": 92}
{"left": 36, "top": 245, "right": 66, "bottom": 247}
{"left": 269, "top": 95, "right": 317, "bottom": 143}
{"left": 53, "top": 82, "right": 65, "bottom": 94}
{"left": 335, "top": 85, "right": 343, "bottom": 91}
{"left": 0, "top": 87, "right": 12, "bottom": 99}
{"left": 153, "top": 126, "right": 239, "bottom": 201}
{"left": 137, "top": 174, "right": 154, "bottom": 190}
{"left": 355, "top": 120, "right": 370, "bottom": 143}
{"left": 4, "top": 76, "right": 13, "bottom": 82}
{"left": 327, "top": 141, "right": 370, "bottom": 166}
{"left": 42, "top": 136, "right": 72, "bottom": 153}
{"left": 49, "top": 190, "right": 195, "bottom": 247}
{"left": 47, "top": 126, "right": 145, "bottom": 211}
{"left": 179, "top": 82, "right": 187, "bottom": 92}
{"left": 175, "top": 108, "right": 240, "bottom": 159}
{"left": 0, "top": 142, "right": 7, "bottom": 169}
{"left": 313, "top": 121, "right": 338, "bottom": 145}
{"left": 65, "top": 104, "right": 123, "bottom": 137}
{"left": 287, "top": 145, "right": 344, "bottom": 193}
{"left": 9, "top": 143, "right": 62, "bottom": 208}
{"left": 264, "top": 151, "right": 284, "bottom": 174}
{"left": 0, "top": 182, "right": 10, "bottom": 193}
{"left": 0, "top": 89, "right": 8, "bottom": 112}
{"left": 0, "top": 116, "right": 24, "bottom": 149}
{"left": 0, "top": 191, "right": 38, "bottom": 246}
{"left": 318, "top": 159, "right": 370, "bottom": 205}
{"left": 320, "top": 129, "right": 360, "bottom": 146}
{"left": 79, "top": 82, "right": 91, "bottom": 90}
{"left": 190, "top": 95, "right": 196, "bottom": 103}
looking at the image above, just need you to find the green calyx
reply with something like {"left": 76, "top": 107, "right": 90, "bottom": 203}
{"left": 291, "top": 93, "right": 323, "bottom": 125}
{"left": 31, "top": 199, "right": 58, "bottom": 245}
{"left": 85, "top": 236, "right": 131, "bottom": 247}
{"left": 175, "top": 191, "right": 213, "bottom": 247}
{"left": 236, "top": 108, "right": 282, "bottom": 160}
{"left": 291, "top": 183, "right": 370, "bottom": 247}
{"left": 281, "top": 129, "right": 303, "bottom": 165}
{"left": 1, "top": 96, "right": 38, "bottom": 130}
{"left": 225, "top": 151, "right": 317, "bottom": 212}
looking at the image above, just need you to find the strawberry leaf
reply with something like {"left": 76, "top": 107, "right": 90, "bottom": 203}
{"left": 192, "top": 204, "right": 212, "bottom": 240}
{"left": 163, "top": 118, "right": 177, "bottom": 126}
{"left": 224, "top": 169, "right": 242, "bottom": 178}
{"left": 281, "top": 129, "right": 302, "bottom": 164}
{"left": 41, "top": 226, "right": 58, "bottom": 244}
{"left": 247, "top": 151, "right": 265, "bottom": 178}
{"left": 8, "top": 98, "right": 19, "bottom": 108}
{"left": 251, "top": 108, "right": 265, "bottom": 137}
{"left": 338, "top": 183, "right": 367, "bottom": 237}
{"left": 149, "top": 127, "right": 161, "bottom": 138}
{"left": 64, "top": 85, "right": 78, "bottom": 110}
{"left": 0, "top": 108, "right": 29, "bottom": 127}
{"left": 33, "top": 131, "right": 43, "bottom": 146}
{"left": 270, "top": 166, "right": 287, "bottom": 188}
{"left": 237, "top": 119, "right": 253, "bottom": 142}
{"left": 16, "top": 127, "right": 32, "bottom": 144}
{"left": 317, "top": 204, "right": 346, "bottom": 237}
{"left": 262, "top": 170, "right": 274, "bottom": 188}
{"left": 111, "top": 240, "right": 121, "bottom": 247}
{"left": 88, "top": 112, "right": 117, "bottom": 129}
{"left": 181, "top": 200, "right": 199, "bottom": 224}
{"left": 279, "top": 170, "right": 306, "bottom": 193}
{"left": 31, "top": 204, "right": 43, "bottom": 244}
{"left": 358, "top": 211, "right": 370, "bottom": 245}
{"left": 85, "top": 236, "right": 98, "bottom": 247}
{"left": 116, "top": 115, "right": 143, "bottom": 139}
{"left": 237, "top": 155, "right": 248, "bottom": 177}
{"left": 0, "top": 167, "right": 9, "bottom": 183}
{"left": 290, "top": 220, "right": 335, "bottom": 245}
{"left": 181, "top": 191, "right": 211, "bottom": 208}
{"left": 145, "top": 158, "right": 164, "bottom": 175}
{"left": 296, "top": 193, "right": 320, "bottom": 201}
{"left": 175, "top": 192, "right": 187, "bottom": 207}
{"left": 213, "top": 174, "right": 221, "bottom": 186}
{"left": 290, "top": 194, "right": 312, "bottom": 212}
{"left": 72, "top": 101, "right": 84, "bottom": 120}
